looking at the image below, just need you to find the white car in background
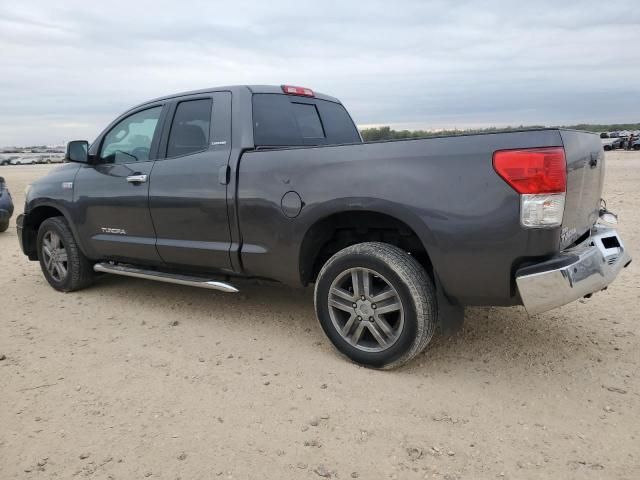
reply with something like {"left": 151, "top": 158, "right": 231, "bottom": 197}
{"left": 35, "top": 155, "right": 64, "bottom": 164}
{"left": 10, "top": 156, "right": 37, "bottom": 165}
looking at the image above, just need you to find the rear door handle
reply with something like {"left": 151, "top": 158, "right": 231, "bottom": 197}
{"left": 218, "top": 165, "right": 230, "bottom": 185}
{"left": 126, "top": 174, "right": 148, "bottom": 184}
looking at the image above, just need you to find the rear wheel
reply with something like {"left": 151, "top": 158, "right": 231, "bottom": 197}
{"left": 37, "top": 217, "right": 94, "bottom": 292}
{"left": 0, "top": 220, "right": 8, "bottom": 232}
{"left": 314, "top": 242, "right": 437, "bottom": 369}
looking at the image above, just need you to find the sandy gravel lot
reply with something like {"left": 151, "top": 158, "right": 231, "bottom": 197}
{"left": 1, "top": 152, "right": 638, "bottom": 479}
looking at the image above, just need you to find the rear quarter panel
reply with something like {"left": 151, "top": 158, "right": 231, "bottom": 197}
{"left": 237, "top": 129, "right": 564, "bottom": 305}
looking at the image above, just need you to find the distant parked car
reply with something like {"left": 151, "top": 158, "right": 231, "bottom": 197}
{"left": 0, "top": 176, "right": 14, "bottom": 232}
{"left": 618, "top": 135, "right": 637, "bottom": 150}
{"left": 602, "top": 138, "right": 623, "bottom": 151}
{"left": 10, "top": 156, "right": 36, "bottom": 165}
{"left": 0, "top": 156, "right": 17, "bottom": 166}
{"left": 633, "top": 139, "right": 640, "bottom": 150}
{"left": 33, "top": 155, "right": 65, "bottom": 164}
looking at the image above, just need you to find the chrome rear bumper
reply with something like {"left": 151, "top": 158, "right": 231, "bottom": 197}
{"left": 516, "top": 225, "right": 631, "bottom": 315}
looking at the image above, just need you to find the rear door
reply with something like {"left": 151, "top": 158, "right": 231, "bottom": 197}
{"left": 74, "top": 105, "right": 165, "bottom": 263}
{"left": 148, "top": 92, "right": 233, "bottom": 271}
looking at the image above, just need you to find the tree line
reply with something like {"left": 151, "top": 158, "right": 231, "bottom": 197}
{"left": 360, "top": 123, "right": 640, "bottom": 142}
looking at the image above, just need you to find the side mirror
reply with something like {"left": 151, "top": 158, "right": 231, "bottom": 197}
{"left": 66, "top": 140, "right": 89, "bottom": 163}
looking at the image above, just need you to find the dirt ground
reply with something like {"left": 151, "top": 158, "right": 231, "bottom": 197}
{"left": 1, "top": 151, "right": 638, "bottom": 480}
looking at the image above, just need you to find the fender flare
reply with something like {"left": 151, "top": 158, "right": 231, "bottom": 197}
{"left": 297, "top": 196, "right": 442, "bottom": 283}
{"left": 24, "top": 200, "right": 90, "bottom": 259}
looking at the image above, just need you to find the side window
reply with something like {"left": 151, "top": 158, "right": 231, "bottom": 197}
{"left": 100, "top": 107, "right": 162, "bottom": 164}
{"left": 167, "top": 98, "right": 212, "bottom": 157}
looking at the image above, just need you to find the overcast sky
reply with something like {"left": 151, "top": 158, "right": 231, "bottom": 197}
{"left": 1, "top": 0, "right": 639, "bottom": 145}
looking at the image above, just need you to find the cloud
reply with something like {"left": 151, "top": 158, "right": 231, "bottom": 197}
{"left": 0, "top": 0, "right": 639, "bottom": 144}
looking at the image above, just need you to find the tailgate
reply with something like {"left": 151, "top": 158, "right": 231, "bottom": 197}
{"left": 559, "top": 130, "right": 605, "bottom": 249}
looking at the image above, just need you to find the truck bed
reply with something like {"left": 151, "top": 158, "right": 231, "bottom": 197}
{"left": 236, "top": 128, "right": 603, "bottom": 306}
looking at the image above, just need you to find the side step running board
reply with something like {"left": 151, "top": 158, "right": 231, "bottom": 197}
{"left": 94, "top": 263, "right": 239, "bottom": 293}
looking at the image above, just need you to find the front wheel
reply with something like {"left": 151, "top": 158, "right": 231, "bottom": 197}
{"left": 37, "top": 217, "right": 95, "bottom": 292}
{"left": 314, "top": 242, "right": 437, "bottom": 369}
{"left": 0, "top": 220, "right": 8, "bottom": 232}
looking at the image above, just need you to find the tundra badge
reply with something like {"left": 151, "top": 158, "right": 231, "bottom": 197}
{"left": 101, "top": 227, "right": 127, "bottom": 235}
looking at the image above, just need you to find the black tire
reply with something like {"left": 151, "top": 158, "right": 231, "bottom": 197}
{"left": 0, "top": 220, "right": 8, "bottom": 232}
{"left": 37, "top": 216, "right": 94, "bottom": 292}
{"left": 314, "top": 242, "right": 437, "bottom": 369}
{"left": 603, "top": 145, "right": 611, "bottom": 151}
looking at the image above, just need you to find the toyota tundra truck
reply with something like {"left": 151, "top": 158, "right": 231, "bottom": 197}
{"left": 16, "top": 85, "right": 631, "bottom": 368}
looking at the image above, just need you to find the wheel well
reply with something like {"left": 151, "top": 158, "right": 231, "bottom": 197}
{"left": 22, "top": 206, "right": 64, "bottom": 260}
{"left": 299, "top": 211, "right": 432, "bottom": 285}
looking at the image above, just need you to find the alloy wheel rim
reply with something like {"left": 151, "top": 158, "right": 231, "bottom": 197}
{"left": 327, "top": 267, "right": 404, "bottom": 352}
{"left": 42, "top": 231, "right": 68, "bottom": 282}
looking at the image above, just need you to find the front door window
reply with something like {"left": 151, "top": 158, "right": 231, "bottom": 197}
{"left": 100, "top": 107, "right": 162, "bottom": 164}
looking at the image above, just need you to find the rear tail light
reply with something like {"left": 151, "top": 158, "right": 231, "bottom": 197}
{"left": 281, "top": 85, "right": 314, "bottom": 97}
{"left": 493, "top": 147, "right": 566, "bottom": 194}
{"left": 493, "top": 147, "right": 567, "bottom": 228}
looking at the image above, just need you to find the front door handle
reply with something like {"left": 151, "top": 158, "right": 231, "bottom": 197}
{"left": 127, "top": 174, "right": 148, "bottom": 184}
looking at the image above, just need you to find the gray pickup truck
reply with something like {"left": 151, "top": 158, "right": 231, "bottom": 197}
{"left": 17, "top": 85, "right": 631, "bottom": 368}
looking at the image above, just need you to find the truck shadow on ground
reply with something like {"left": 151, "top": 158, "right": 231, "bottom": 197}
{"left": 92, "top": 274, "right": 601, "bottom": 373}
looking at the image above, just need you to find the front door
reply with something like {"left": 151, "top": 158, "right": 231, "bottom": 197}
{"left": 148, "top": 92, "right": 233, "bottom": 271}
{"left": 74, "top": 105, "right": 165, "bottom": 263}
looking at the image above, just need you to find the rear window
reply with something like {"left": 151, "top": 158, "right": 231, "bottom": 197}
{"left": 291, "top": 103, "right": 325, "bottom": 139}
{"left": 252, "top": 94, "right": 360, "bottom": 147}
